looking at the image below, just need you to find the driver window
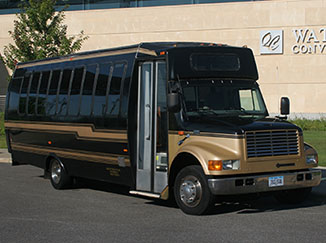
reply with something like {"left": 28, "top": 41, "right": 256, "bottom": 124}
{"left": 239, "top": 89, "right": 259, "bottom": 111}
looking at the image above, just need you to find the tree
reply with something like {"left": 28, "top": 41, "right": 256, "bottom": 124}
{"left": 0, "top": 0, "right": 88, "bottom": 71}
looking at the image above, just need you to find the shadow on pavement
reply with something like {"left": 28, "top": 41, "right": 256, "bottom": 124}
{"left": 146, "top": 181, "right": 326, "bottom": 215}
{"left": 40, "top": 166, "right": 326, "bottom": 215}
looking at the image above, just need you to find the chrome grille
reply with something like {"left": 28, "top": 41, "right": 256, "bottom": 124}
{"left": 246, "top": 130, "right": 299, "bottom": 158}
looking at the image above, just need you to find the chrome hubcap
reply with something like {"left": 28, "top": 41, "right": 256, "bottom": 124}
{"left": 179, "top": 175, "right": 202, "bottom": 207}
{"left": 51, "top": 161, "right": 61, "bottom": 184}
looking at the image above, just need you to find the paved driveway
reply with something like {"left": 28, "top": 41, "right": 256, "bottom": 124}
{"left": 0, "top": 163, "right": 326, "bottom": 243}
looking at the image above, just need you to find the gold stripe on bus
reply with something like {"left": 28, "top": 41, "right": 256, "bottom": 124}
{"left": 168, "top": 131, "right": 244, "bottom": 139}
{"left": 16, "top": 47, "right": 157, "bottom": 69}
{"left": 5, "top": 121, "right": 128, "bottom": 142}
{"left": 11, "top": 142, "right": 130, "bottom": 166}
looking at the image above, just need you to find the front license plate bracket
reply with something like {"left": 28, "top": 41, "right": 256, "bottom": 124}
{"left": 269, "top": 176, "right": 284, "bottom": 187}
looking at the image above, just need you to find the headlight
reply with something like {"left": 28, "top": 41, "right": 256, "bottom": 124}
{"left": 306, "top": 154, "right": 318, "bottom": 165}
{"left": 208, "top": 160, "right": 240, "bottom": 171}
{"left": 304, "top": 143, "right": 318, "bottom": 165}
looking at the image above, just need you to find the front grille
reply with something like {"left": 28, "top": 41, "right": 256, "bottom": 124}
{"left": 246, "top": 130, "right": 299, "bottom": 158}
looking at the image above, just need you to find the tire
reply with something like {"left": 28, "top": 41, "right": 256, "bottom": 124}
{"left": 49, "top": 159, "right": 72, "bottom": 189}
{"left": 274, "top": 187, "right": 312, "bottom": 204}
{"left": 174, "top": 165, "right": 215, "bottom": 215}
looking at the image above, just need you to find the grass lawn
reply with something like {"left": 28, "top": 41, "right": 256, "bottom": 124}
{"left": 0, "top": 135, "right": 6, "bottom": 149}
{"left": 1, "top": 131, "right": 325, "bottom": 166}
{"left": 303, "top": 131, "right": 326, "bottom": 167}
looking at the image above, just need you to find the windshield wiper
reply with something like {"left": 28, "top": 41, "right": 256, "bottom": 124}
{"left": 197, "top": 108, "right": 227, "bottom": 116}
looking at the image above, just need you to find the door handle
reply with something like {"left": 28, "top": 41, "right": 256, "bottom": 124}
{"left": 145, "top": 104, "right": 151, "bottom": 140}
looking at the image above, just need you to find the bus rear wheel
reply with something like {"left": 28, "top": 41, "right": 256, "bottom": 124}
{"left": 49, "top": 159, "right": 72, "bottom": 189}
{"left": 174, "top": 165, "right": 215, "bottom": 215}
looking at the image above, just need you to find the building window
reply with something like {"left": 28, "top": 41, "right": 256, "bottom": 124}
{"left": 0, "top": 0, "right": 257, "bottom": 15}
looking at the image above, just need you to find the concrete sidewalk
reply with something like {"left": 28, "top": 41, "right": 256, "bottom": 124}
{"left": 0, "top": 149, "right": 11, "bottom": 163}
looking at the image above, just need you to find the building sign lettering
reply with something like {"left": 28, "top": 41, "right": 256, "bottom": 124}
{"left": 292, "top": 28, "right": 326, "bottom": 54}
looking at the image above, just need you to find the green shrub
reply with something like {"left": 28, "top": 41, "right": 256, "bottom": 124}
{"left": 290, "top": 118, "right": 326, "bottom": 131}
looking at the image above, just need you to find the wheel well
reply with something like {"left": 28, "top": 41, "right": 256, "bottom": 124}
{"left": 45, "top": 154, "right": 64, "bottom": 173}
{"left": 45, "top": 156, "right": 55, "bottom": 173}
{"left": 169, "top": 152, "right": 202, "bottom": 189}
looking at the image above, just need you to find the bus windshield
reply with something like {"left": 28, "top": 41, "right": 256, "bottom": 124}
{"left": 181, "top": 79, "right": 268, "bottom": 120}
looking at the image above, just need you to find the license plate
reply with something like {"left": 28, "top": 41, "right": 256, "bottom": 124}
{"left": 268, "top": 176, "right": 284, "bottom": 187}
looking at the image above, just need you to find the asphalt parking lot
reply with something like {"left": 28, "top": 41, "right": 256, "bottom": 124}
{"left": 0, "top": 161, "right": 326, "bottom": 243}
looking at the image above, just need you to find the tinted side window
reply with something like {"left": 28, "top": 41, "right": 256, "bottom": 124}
{"left": 19, "top": 73, "right": 31, "bottom": 115}
{"left": 68, "top": 67, "right": 84, "bottom": 116}
{"left": 27, "top": 72, "right": 40, "bottom": 115}
{"left": 57, "top": 68, "right": 72, "bottom": 116}
{"left": 80, "top": 64, "right": 97, "bottom": 116}
{"left": 8, "top": 77, "right": 23, "bottom": 117}
{"left": 46, "top": 70, "right": 61, "bottom": 116}
{"left": 37, "top": 71, "right": 50, "bottom": 116}
{"left": 94, "top": 63, "right": 111, "bottom": 117}
{"left": 106, "top": 63, "right": 126, "bottom": 116}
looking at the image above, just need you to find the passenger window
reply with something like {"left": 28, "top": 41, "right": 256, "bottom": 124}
{"left": 156, "top": 62, "right": 168, "bottom": 154}
{"left": 46, "top": 70, "right": 61, "bottom": 116}
{"left": 8, "top": 77, "right": 23, "bottom": 116}
{"left": 27, "top": 72, "right": 40, "bottom": 115}
{"left": 37, "top": 71, "right": 50, "bottom": 116}
{"left": 106, "top": 62, "right": 126, "bottom": 116}
{"left": 68, "top": 67, "right": 84, "bottom": 116}
{"left": 94, "top": 63, "right": 111, "bottom": 117}
{"left": 57, "top": 68, "right": 72, "bottom": 116}
{"left": 19, "top": 73, "right": 31, "bottom": 115}
{"left": 80, "top": 64, "right": 97, "bottom": 116}
{"left": 120, "top": 63, "right": 130, "bottom": 119}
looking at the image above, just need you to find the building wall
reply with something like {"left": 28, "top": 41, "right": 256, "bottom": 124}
{"left": 1, "top": 0, "right": 325, "bottom": 117}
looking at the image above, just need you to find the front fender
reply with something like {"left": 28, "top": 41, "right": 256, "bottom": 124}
{"left": 169, "top": 134, "right": 242, "bottom": 175}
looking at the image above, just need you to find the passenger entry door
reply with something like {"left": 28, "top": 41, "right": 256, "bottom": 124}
{"left": 137, "top": 61, "right": 168, "bottom": 194}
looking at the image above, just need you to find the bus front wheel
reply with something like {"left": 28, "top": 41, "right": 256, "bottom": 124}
{"left": 49, "top": 159, "right": 72, "bottom": 189}
{"left": 174, "top": 165, "right": 215, "bottom": 215}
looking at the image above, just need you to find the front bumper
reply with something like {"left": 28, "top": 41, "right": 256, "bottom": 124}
{"left": 208, "top": 169, "right": 322, "bottom": 195}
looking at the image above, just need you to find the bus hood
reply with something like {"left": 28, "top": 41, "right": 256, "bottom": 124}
{"left": 181, "top": 117, "right": 301, "bottom": 135}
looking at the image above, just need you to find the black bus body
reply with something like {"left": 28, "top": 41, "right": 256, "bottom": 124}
{"left": 5, "top": 42, "right": 321, "bottom": 215}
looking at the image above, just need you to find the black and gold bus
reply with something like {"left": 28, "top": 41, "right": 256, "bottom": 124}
{"left": 5, "top": 42, "right": 321, "bottom": 215}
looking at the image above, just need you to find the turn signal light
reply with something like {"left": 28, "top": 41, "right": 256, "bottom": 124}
{"left": 208, "top": 160, "right": 223, "bottom": 171}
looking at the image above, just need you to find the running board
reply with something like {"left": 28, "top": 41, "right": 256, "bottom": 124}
{"left": 129, "top": 191, "right": 160, "bottom": 198}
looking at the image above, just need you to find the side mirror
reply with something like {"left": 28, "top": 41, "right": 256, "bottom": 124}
{"left": 280, "top": 97, "right": 290, "bottom": 115}
{"left": 167, "top": 93, "right": 181, "bottom": 113}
